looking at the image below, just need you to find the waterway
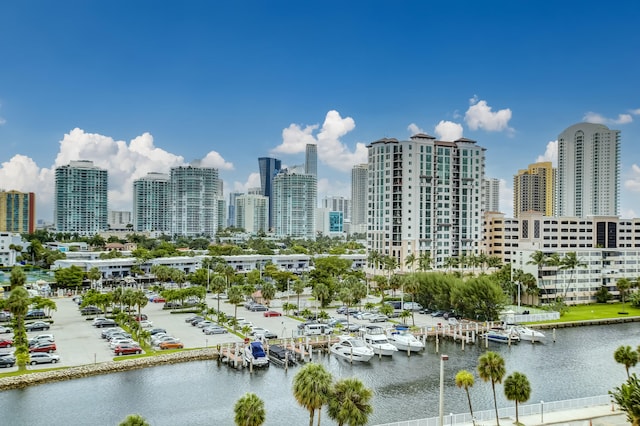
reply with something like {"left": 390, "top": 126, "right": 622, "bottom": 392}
{"left": 0, "top": 322, "right": 636, "bottom": 426}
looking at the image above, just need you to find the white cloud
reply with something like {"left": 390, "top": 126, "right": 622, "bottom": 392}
{"left": 0, "top": 117, "right": 5, "bottom": 125}
{"left": 317, "top": 177, "right": 350, "bottom": 203}
{"left": 464, "top": 98, "right": 513, "bottom": 132}
{"left": 434, "top": 120, "right": 463, "bottom": 141}
{"left": 197, "top": 151, "right": 234, "bottom": 170}
{"left": 0, "top": 128, "right": 234, "bottom": 220}
{"left": 583, "top": 111, "right": 634, "bottom": 125}
{"left": 621, "top": 208, "right": 637, "bottom": 219}
{"left": 272, "top": 110, "right": 367, "bottom": 173}
{"left": 536, "top": 140, "right": 558, "bottom": 165}
{"left": 233, "top": 172, "right": 261, "bottom": 192}
{"left": 498, "top": 178, "right": 514, "bottom": 217}
{"left": 624, "top": 164, "right": 640, "bottom": 192}
{"left": 407, "top": 123, "right": 424, "bottom": 135}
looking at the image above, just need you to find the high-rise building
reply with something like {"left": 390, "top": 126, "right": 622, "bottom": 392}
{"left": 350, "top": 164, "right": 368, "bottom": 233}
{"left": 557, "top": 123, "right": 620, "bottom": 217}
{"left": 235, "top": 193, "right": 269, "bottom": 234}
{"left": 482, "top": 178, "right": 500, "bottom": 213}
{"left": 272, "top": 166, "right": 317, "bottom": 239}
{"left": 108, "top": 211, "right": 132, "bottom": 230}
{"left": 133, "top": 172, "right": 171, "bottom": 233}
{"left": 513, "top": 162, "right": 555, "bottom": 218}
{"left": 0, "top": 190, "right": 36, "bottom": 234}
{"left": 305, "top": 144, "right": 317, "bottom": 177}
{"left": 227, "top": 192, "right": 244, "bottom": 228}
{"left": 170, "top": 166, "right": 220, "bottom": 238}
{"left": 322, "top": 196, "right": 350, "bottom": 222}
{"left": 258, "top": 157, "right": 281, "bottom": 229}
{"left": 368, "top": 134, "right": 485, "bottom": 270}
{"left": 55, "top": 160, "right": 108, "bottom": 235}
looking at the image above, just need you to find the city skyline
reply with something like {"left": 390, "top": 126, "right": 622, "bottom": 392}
{"left": 1, "top": 2, "right": 639, "bottom": 221}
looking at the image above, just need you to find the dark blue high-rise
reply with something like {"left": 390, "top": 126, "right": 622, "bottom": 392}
{"left": 258, "top": 157, "right": 281, "bottom": 230}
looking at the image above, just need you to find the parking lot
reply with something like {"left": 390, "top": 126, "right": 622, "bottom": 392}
{"left": 0, "top": 293, "right": 446, "bottom": 371}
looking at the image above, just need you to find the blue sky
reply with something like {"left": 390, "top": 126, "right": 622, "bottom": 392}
{"left": 1, "top": 1, "right": 640, "bottom": 221}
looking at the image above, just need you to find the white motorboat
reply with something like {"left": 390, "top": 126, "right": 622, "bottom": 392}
{"left": 483, "top": 327, "right": 520, "bottom": 344}
{"left": 330, "top": 335, "right": 375, "bottom": 362}
{"left": 386, "top": 327, "right": 424, "bottom": 353}
{"left": 361, "top": 325, "right": 398, "bottom": 356}
{"left": 509, "top": 325, "right": 546, "bottom": 342}
{"left": 244, "top": 341, "right": 270, "bottom": 367}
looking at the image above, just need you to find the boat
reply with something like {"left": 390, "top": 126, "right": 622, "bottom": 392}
{"left": 483, "top": 327, "right": 520, "bottom": 344}
{"left": 330, "top": 335, "right": 374, "bottom": 362}
{"left": 386, "top": 326, "right": 425, "bottom": 353}
{"left": 509, "top": 325, "right": 546, "bottom": 343}
{"left": 267, "top": 344, "right": 297, "bottom": 367}
{"left": 361, "top": 325, "right": 398, "bottom": 356}
{"left": 244, "top": 341, "right": 270, "bottom": 367}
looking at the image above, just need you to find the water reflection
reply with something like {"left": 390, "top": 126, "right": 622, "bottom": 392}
{"left": 0, "top": 323, "right": 635, "bottom": 425}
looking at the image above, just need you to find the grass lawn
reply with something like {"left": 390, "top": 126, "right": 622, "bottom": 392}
{"left": 535, "top": 302, "right": 640, "bottom": 324}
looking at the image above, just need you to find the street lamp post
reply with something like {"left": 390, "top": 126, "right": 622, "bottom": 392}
{"left": 439, "top": 354, "right": 449, "bottom": 426}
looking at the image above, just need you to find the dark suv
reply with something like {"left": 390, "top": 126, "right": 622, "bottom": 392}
{"left": 81, "top": 306, "right": 103, "bottom": 315}
{"left": 25, "top": 310, "right": 46, "bottom": 319}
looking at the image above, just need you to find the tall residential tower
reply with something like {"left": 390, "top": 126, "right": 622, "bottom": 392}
{"left": 258, "top": 157, "right": 281, "bottom": 230}
{"left": 513, "top": 162, "right": 555, "bottom": 217}
{"left": 272, "top": 166, "right": 317, "bottom": 239}
{"left": 350, "top": 163, "right": 368, "bottom": 234}
{"left": 0, "top": 190, "right": 36, "bottom": 234}
{"left": 133, "top": 172, "right": 171, "bottom": 233}
{"left": 170, "top": 166, "right": 220, "bottom": 237}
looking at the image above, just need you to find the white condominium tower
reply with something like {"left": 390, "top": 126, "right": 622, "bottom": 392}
{"left": 557, "top": 122, "right": 620, "bottom": 217}
{"left": 133, "top": 172, "right": 171, "bottom": 233}
{"left": 367, "top": 134, "right": 485, "bottom": 270}
{"left": 170, "top": 166, "right": 220, "bottom": 237}
{"left": 305, "top": 144, "right": 317, "bottom": 177}
{"left": 482, "top": 178, "right": 500, "bottom": 213}
{"left": 235, "top": 193, "right": 269, "bottom": 234}
{"left": 54, "top": 160, "right": 108, "bottom": 235}
{"left": 272, "top": 166, "right": 317, "bottom": 239}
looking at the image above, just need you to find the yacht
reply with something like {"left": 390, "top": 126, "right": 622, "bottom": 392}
{"left": 386, "top": 326, "right": 425, "bottom": 353}
{"left": 330, "top": 335, "right": 375, "bottom": 362}
{"left": 243, "top": 341, "right": 270, "bottom": 367}
{"left": 509, "top": 325, "right": 546, "bottom": 343}
{"left": 361, "top": 325, "right": 398, "bottom": 356}
{"left": 483, "top": 327, "right": 520, "bottom": 344}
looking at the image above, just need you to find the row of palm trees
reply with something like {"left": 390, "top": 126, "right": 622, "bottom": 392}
{"left": 368, "top": 250, "right": 504, "bottom": 275}
{"left": 527, "top": 250, "right": 587, "bottom": 300}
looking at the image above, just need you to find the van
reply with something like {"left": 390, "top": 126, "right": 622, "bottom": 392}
{"left": 303, "top": 324, "right": 332, "bottom": 336}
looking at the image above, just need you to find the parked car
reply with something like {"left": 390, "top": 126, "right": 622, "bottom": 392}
{"left": 0, "top": 356, "right": 15, "bottom": 368}
{"left": 149, "top": 328, "right": 167, "bottom": 335}
{"left": 151, "top": 296, "right": 166, "bottom": 303}
{"left": 249, "top": 304, "right": 268, "bottom": 312}
{"left": 430, "top": 310, "right": 446, "bottom": 318}
{"left": 250, "top": 328, "right": 277, "bottom": 339}
{"left": 33, "top": 334, "right": 55, "bottom": 342}
{"left": 203, "top": 325, "right": 228, "bottom": 335}
{"left": 114, "top": 344, "right": 142, "bottom": 355}
{"left": 0, "top": 339, "right": 13, "bottom": 348}
{"left": 0, "top": 325, "right": 11, "bottom": 334}
{"left": 139, "top": 320, "right": 154, "bottom": 329}
{"left": 93, "top": 319, "right": 117, "bottom": 328}
{"left": 29, "top": 353, "right": 60, "bottom": 365}
{"left": 159, "top": 340, "right": 184, "bottom": 350}
{"left": 369, "top": 314, "right": 389, "bottom": 323}
{"left": 164, "top": 302, "right": 182, "bottom": 309}
{"left": 263, "top": 310, "right": 282, "bottom": 317}
{"left": 80, "top": 306, "right": 103, "bottom": 315}
{"left": 25, "top": 310, "right": 46, "bottom": 320}
{"left": 0, "top": 312, "right": 13, "bottom": 322}
{"left": 29, "top": 342, "right": 57, "bottom": 353}
{"left": 25, "top": 321, "right": 50, "bottom": 332}
{"left": 134, "top": 314, "right": 148, "bottom": 321}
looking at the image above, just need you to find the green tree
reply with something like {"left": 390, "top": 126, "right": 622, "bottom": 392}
{"left": 559, "top": 251, "right": 587, "bottom": 300}
{"left": 293, "top": 362, "right": 333, "bottom": 426}
{"left": 477, "top": 351, "right": 506, "bottom": 426}
{"left": 210, "top": 274, "right": 227, "bottom": 313}
{"left": 504, "top": 371, "right": 531, "bottom": 425}
{"left": 9, "top": 266, "right": 26, "bottom": 290}
{"left": 227, "top": 285, "right": 244, "bottom": 330}
{"left": 327, "top": 378, "right": 373, "bottom": 426}
{"left": 54, "top": 265, "right": 85, "bottom": 290}
{"left": 610, "top": 373, "right": 640, "bottom": 425}
{"left": 455, "top": 370, "right": 476, "bottom": 425}
{"left": 312, "top": 282, "right": 331, "bottom": 309}
{"left": 404, "top": 253, "right": 416, "bottom": 273}
{"left": 260, "top": 282, "right": 276, "bottom": 307}
{"left": 87, "top": 267, "right": 102, "bottom": 289}
{"left": 7, "top": 286, "right": 30, "bottom": 371}
{"left": 615, "top": 345, "right": 639, "bottom": 379}
{"left": 617, "top": 278, "right": 633, "bottom": 309}
{"left": 293, "top": 278, "right": 306, "bottom": 310}
{"left": 234, "top": 392, "right": 266, "bottom": 426}
{"left": 118, "top": 414, "right": 150, "bottom": 426}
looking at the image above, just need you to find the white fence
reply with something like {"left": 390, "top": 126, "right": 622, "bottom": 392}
{"left": 374, "top": 394, "right": 611, "bottom": 426}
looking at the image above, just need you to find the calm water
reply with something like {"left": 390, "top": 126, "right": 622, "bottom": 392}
{"left": 0, "top": 323, "right": 636, "bottom": 426}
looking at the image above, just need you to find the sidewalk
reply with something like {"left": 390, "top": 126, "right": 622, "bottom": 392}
{"left": 492, "top": 405, "right": 627, "bottom": 426}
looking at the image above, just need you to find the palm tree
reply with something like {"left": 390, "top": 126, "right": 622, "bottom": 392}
{"left": 455, "top": 370, "right": 476, "bottom": 425}
{"left": 210, "top": 274, "right": 227, "bottom": 313}
{"left": 404, "top": 253, "right": 416, "bottom": 273}
{"left": 7, "top": 286, "right": 30, "bottom": 371}
{"left": 293, "top": 278, "right": 306, "bottom": 310}
{"left": 87, "top": 267, "right": 102, "bottom": 289}
{"left": 327, "top": 378, "right": 373, "bottom": 426}
{"left": 559, "top": 252, "right": 587, "bottom": 301}
{"left": 227, "top": 285, "right": 244, "bottom": 330}
{"left": 610, "top": 373, "right": 640, "bottom": 425}
{"left": 477, "top": 351, "right": 506, "bottom": 426}
{"left": 293, "top": 362, "right": 333, "bottom": 426}
{"left": 504, "top": 371, "right": 531, "bottom": 425}
{"left": 234, "top": 392, "right": 266, "bottom": 426}
{"left": 418, "top": 251, "right": 432, "bottom": 272}
{"left": 403, "top": 275, "right": 420, "bottom": 326}
{"left": 118, "top": 414, "right": 150, "bottom": 426}
{"left": 617, "top": 278, "right": 633, "bottom": 309}
{"left": 614, "top": 345, "right": 639, "bottom": 378}
{"left": 132, "top": 289, "right": 148, "bottom": 319}
{"left": 260, "top": 282, "right": 276, "bottom": 307}
{"left": 9, "top": 266, "right": 26, "bottom": 290}
{"left": 312, "top": 282, "right": 330, "bottom": 309}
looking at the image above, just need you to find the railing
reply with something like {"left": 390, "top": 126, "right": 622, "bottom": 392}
{"left": 513, "top": 312, "right": 560, "bottom": 323}
{"left": 374, "top": 395, "right": 612, "bottom": 426}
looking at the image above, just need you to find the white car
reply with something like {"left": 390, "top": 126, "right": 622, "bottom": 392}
{"left": 110, "top": 338, "right": 136, "bottom": 349}
{"left": 139, "top": 320, "right": 153, "bottom": 329}
{"left": 33, "top": 334, "right": 56, "bottom": 342}
{"left": 0, "top": 326, "right": 12, "bottom": 334}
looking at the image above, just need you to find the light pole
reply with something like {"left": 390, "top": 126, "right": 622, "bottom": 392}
{"left": 540, "top": 400, "right": 544, "bottom": 423}
{"left": 439, "top": 354, "right": 449, "bottom": 426}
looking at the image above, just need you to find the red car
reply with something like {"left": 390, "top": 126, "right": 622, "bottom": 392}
{"left": 151, "top": 296, "right": 166, "bottom": 303}
{"left": 114, "top": 344, "right": 142, "bottom": 355}
{"left": 263, "top": 310, "right": 282, "bottom": 317}
{"left": 0, "top": 339, "right": 13, "bottom": 348}
{"left": 29, "top": 342, "right": 57, "bottom": 353}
